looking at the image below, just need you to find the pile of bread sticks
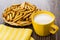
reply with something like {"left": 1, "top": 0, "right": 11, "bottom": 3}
{"left": 3, "top": 2, "right": 40, "bottom": 26}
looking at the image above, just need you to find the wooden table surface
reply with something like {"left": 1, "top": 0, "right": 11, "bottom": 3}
{"left": 0, "top": 0, "right": 60, "bottom": 40}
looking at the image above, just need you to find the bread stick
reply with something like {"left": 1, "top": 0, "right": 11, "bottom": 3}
{"left": 26, "top": 18, "right": 29, "bottom": 21}
{"left": 6, "top": 15, "right": 10, "bottom": 21}
{"left": 14, "top": 11, "right": 20, "bottom": 19}
{"left": 9, "top": 14, "right": 12, "bottom": 21}
{"left": 20, "top": 2, "right": 25, "bottom": 9}
{"left": 13, "top": 12, "right": 23, "bottom": 21}
{"left": 3, "top": 13, "right": 7, "bottom": 17}
{"left": 13, "top": 16, "right": 23, "bottom": 22}
{"left": 23, "top": 13, "right": 31, "bottom": 19}
{"left": 10, "top": 11, "right": 15, "bottom": 18}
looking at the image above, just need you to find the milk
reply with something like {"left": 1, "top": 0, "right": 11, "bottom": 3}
{"left": 34, "top": 14, "right": 53, "bottom": 24}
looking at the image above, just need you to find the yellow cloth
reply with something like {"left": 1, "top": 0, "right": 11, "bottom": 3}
{"left": 0, "top": 24, "right": 34, "bottom": 40}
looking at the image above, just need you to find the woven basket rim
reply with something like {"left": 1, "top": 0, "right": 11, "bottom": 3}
{"left": 3, "top": 17, "right": 31, "bottom": 26}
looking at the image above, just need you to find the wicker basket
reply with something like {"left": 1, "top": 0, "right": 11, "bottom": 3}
{"left": 2, "top": 2, "right": 40, "bottom": 26}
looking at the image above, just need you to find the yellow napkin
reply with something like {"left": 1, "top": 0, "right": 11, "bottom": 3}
{"left": 0, "top": 24, "right": 34, "bottom": 40}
